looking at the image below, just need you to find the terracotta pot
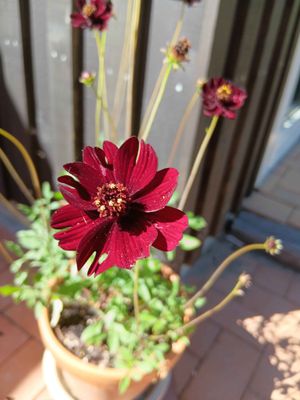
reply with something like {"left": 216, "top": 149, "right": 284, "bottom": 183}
{"left": 38, "top": 308, "right": 182, "bottom": 400}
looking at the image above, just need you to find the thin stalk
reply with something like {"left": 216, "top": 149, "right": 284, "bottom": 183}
{"left": 0, "top": 193, "right": 30, "bottom": 226}
{"left": 0, "top": 241, "right": 13, "bottom": 264}
{"left": 133, "top": 262, "right": 140, "bottom": 328}
{"left": 171, "top": 2, "right": 186, "bottom": 46}
{"left": 178, "top": 115, "right": 219, "bottom": 210}
{"left": 0, "top": 128, "right": 41, "bottom": 198}
{"left": 138, "top": 3, "right": 185, "bottom": 139}
{"left": 185, "top": 243, "right": 266, "bottom": 309}
{"left": 113, "top": 0, "right": 134, "bottom": 130}
{"left": 125, "top": 0, "right": 142, "bottom": 138}
{"left": 92, "top": 83, "right": 118, "bottom": 141}
{"left": 180, "top": 274, "right": 250, "bottom": 333}
{"left": 167, "top": 91, "right": 199, "bottom": 166}
{"left": 0, "top": 148, "right": 35, "bottom": 203}
{"left": 141, "top": 64, "right": 172, "bottom": 142}
{"left": 94, "top": 30, "right": 107, "bottom": 145}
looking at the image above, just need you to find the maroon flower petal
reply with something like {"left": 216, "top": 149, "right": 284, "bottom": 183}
{"left": 58, "top": 176, "right": 95, "bottom": 211}
{"left": 87, "top": 218, "right": 158, "bottom": 275}
{"left": 133, "top": 168, "right": 178, "bottom": 212}
{"left": 71, "top": 13, "right": 87, "bottom": 28}
{"left": 51, "top": 204, "right": 87, "bottom": 229}
{"left": 76, "top": 219, "right": 114, "bottom": 271}
{"left": 114, "top": 137, "right": 139, "bottom": 188}
{"left": 64, "top": 162, "right": 105, "bottom": 194}
{"left": 82, "top": 146, "right": 114, "bottom": 181}
{"left": 127, "top": 140, "right": 158, "bottom": 195}
{"left": 149, "top": 206, "right": 188, "bottom": 251}
{"left": 54, "top": 218, "right": 95, "bottom": 251}
{"left": 103, "top": 141, "right": 118, "bottom": 165}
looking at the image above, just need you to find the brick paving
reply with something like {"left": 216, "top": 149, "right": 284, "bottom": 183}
{"left": 1, "top": 237, "right": 300, "bottom": 399}
{"left": 243, "top": 141, "right": 300, "bottom": 229}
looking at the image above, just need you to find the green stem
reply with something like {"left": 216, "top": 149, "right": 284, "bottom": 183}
{"left": 185, "top": 243, "right": 266, "bottom": 309}
{"left": 180, "top": 274, "right": 250, "bottom": 333}
{"left": 141, "top": 64, "right": 172, "bottom": 142}
{"left": 178, "top": 115, "right": 219, "bottom": 210}
{"left": 94, "top": 30, "right": 107, "bottom": 146}
{"left": 133, "top": 262, "right": 140, "bottom": 328}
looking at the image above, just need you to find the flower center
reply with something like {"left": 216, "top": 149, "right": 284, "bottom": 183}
{"left": 216, "top": 84, "right": 232, "bottom": 101}
{"left": 82, "top": 4, "right": 97, "bottom": 18}
{"left": 93, "top": 182, "right": 130, "bottom": 218}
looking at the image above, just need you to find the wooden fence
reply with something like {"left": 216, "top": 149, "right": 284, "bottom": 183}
{"left": 0, "top": 0, "right": 299, "bottom": 242}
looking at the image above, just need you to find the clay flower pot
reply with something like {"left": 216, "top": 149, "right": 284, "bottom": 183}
{"left": 38, "top": 308, "right": 182, "bottom": 400}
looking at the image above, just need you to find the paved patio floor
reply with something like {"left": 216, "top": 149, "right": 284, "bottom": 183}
{"left": 1, "top": 237, "right": 300, "bottom": 400}
{"left": 243, "top": 141, "right": 300, "bottom": 229}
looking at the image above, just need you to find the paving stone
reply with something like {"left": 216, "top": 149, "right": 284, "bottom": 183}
{"left": 242, "top": 390, "right": 262, "bottom": 400}
{"left": 280, "top": 169, "right": 300, "bottom": 194}
{"left": 286, "top": 274, "right": 300, "bottom": 306}
{"left": 5, "top": 302, "right": 41, "bottom": 341}
{"left": 181, "top": 331, "right": 260, "bottom": 400}
{"left": 0, "top": 314, "right": 29, "bottom": 364}
{"left": 172, "top": 349, "right": 199, "bottom": 395}
{"left": 189, "top": 320, "right": 220, "bottom": 359}
{"left": 287, "top": 208, "right": 300, "bottom": 229}
{"left": 0, "top": 338, "right": 44, "bottom": 400}
{"left": 271, "top": 186, "right": 300, "bottom": 208}
{"left": 248, "top": 309, "right": 300, "bottom": 400}
{"left": 238, "top": 283, "right": 295, "bottom": 316}
{"left": 243, "top": 192, "right": 293, "bottom": 224}
{"left": 252, "top": 257, "right": 294, "bottom": 296}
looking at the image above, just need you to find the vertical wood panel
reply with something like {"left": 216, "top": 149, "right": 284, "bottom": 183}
{"left": 0, "top": 0, "right": 32, "bottom": 199}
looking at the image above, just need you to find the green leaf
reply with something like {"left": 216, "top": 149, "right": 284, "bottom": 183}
{"left": 81, "top": 321, "right": 103, "bottom": 345}
{"left": 180, "top": 234, "right": 201, "bottom": 251}
{"left": 166, "top": 251, "right": 175, "bottom": 262}
{"left": 107, "top": 327, "right": 120, "bottom": 353}
{"left": 119, "top": 376, "right": 131, "bottom": 395}
{"left": 42, "top": 182, "right": 52, "bottom": 200}
{"left": 146, "top": 258, "right": 161, "bottom": 273}
{"left": 152, "top": 319, "right": 167, "bottom": 334}
{"left": 187, "top": 212, "right": 207, "bottom": 231}
{"left": 0, "top": 285, "right": 20, "bottom": 296}
{"left": 194, "top": 297, "right": 207, "bottom": 309}
{"left": 15, "top": 271, "right": 28, "bottom": 285}
{"left": 5, "top": 241, "right": 23, "bottom": 257}
{"left": 17, "top": 230, "right": 40, "bottom": 250}
{"left": 138, "top": 282, "right": 151, "bottom": 302}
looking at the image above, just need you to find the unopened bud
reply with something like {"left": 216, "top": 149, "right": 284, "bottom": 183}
{"left": 79, "top": 71, "right": 96, "bottom": 87}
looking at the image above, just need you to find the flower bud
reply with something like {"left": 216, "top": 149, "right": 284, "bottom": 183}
{"left": 79, "top": 71, "right": 96, "bottom": 87}
{"left": 264, "top": 236, "right": 283, "bottom": 256}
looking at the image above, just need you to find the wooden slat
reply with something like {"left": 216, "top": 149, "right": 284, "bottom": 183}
{"left": 0, "top": 0, "right": 32, "bottom": 200}
{"left": 71, "top": 1, "right": 84, "bottom": 160}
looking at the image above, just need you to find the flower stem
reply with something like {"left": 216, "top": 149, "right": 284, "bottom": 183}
{"left": 185, "top": 243, "right": 266, "bottom": 309}
{"left": 167, "top": 91, "right": 199, "bottom": 166}
{"left": 138, "top": 4, "right": 185, "bottom": 140}
{"left": 94, "top": 30, "right": 107, "bottom": 146}
{"left": 141, "top": 64, "right": 172, "bottom": 142}
{"left": 0, "top": 241, "right": 14, "bottom": 263}
{"left": 0, "top": 147, "right": 35, "bottom": 203}
{"left": 180, "top": 274, "right": 250, "bottom": 333}
{"left": 178, "top": 115, "right": 219, "bottom": 210}
{"left": 0, "top": 128, "right": 41, "bottom": 198}
{"left": 133, "top": 262, "right": 140, "bottom": 328}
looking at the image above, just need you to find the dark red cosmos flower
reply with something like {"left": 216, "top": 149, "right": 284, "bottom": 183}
{"left": 202, "top": 77, "right": 247, "bottom": 119}
{"left": 51, "top": 138, "right": 188, "bottom": 276}
{"left": 71, "top": 0, "right": 113, "bottom": 31}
